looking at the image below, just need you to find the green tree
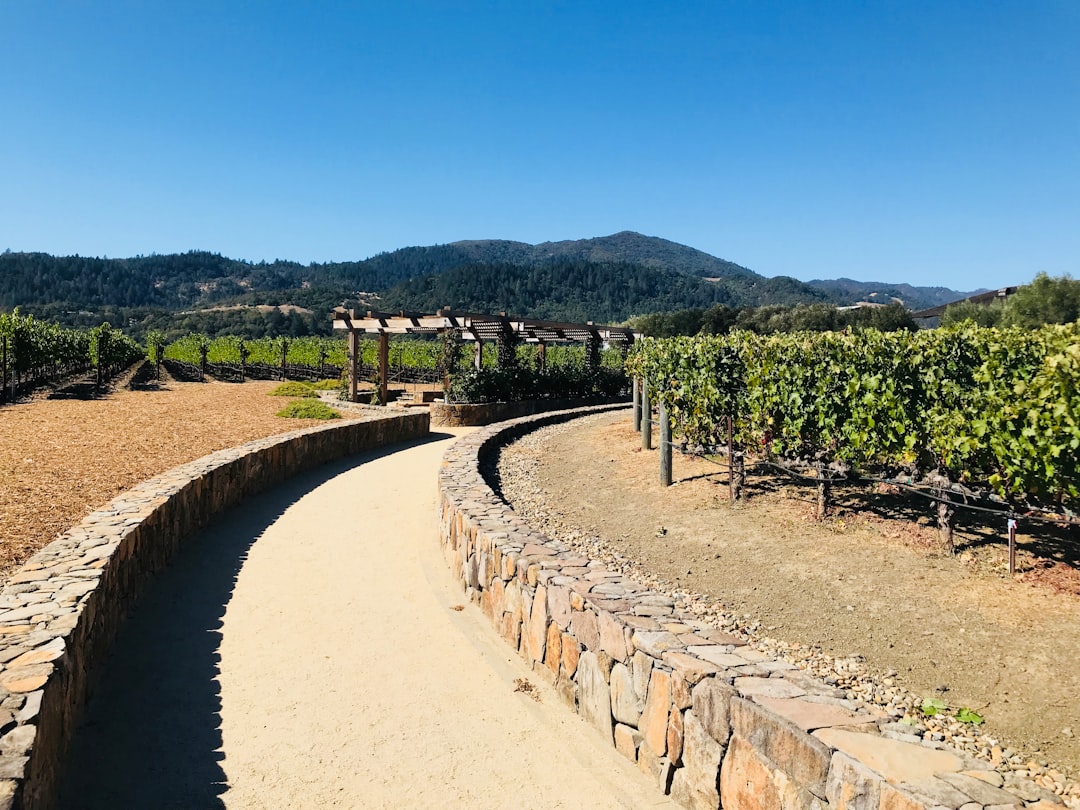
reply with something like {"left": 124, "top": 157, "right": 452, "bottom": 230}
{"left": 1001, "top": 273, "right": 1080, "bottom": 329}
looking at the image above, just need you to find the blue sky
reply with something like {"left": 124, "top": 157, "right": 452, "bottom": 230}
{"left": 1, "top": 1, "right": 1077, "bottom": 291}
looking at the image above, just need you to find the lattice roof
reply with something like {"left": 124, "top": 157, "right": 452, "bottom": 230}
{"left": 331, "top": 308, "right": 638, "bottom": 345}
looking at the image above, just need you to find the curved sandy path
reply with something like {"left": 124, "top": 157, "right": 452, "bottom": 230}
{"left": 59, "top": 430, "right": 677, "bottom": 809}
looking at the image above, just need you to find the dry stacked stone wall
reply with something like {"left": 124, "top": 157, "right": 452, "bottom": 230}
{"left": 439, "top": 405, "right": 1062, "bottom": 810}
{"left": 431, "top": 396, "right": 628, "bottom": 427}
{"left": 0, "top": 411, "right": 429, "bottom": 810}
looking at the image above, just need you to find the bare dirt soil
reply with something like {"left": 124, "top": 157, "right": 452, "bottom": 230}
{"left": 0, "top": 375, "right": 362, "bottom": 576}
{"left": 508, "top": 410, "right": 1080, "bottom": 777}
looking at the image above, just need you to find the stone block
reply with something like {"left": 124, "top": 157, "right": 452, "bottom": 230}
{"left": 547, "top": 584, "right": 572, "bottom": 630}
{"left": 667, "top": 707, "right": 685, "bottom": 765}
{"left": 720, "top": 733, "right": 827, "bottom": 810}
{"left": 526, "top": 585, "right": 548, "bottom": 664}
{"left": 544, "top": 621, "right": 562, "bottom": 676}
{"left": 575, "top": 652, "right": 613, "bottom": 744}
{"left": 825, "top": 751, "right": 882, "bottom": 810}
{"left": 570, "top": 610, "right": 600, "bottom": 652}
{"left": 614, "top": 723, "right": 641, "bottom": 762}
{"left": 637, "top": 741, "right": 664, "bottom": 782}
{"left": 894, "top": 777, "right": 972, "bottom": 807}
{"left": 561, "top": 633, "right": 579, "bottom": 678}
{"left": 937, "top": 772, "right": 1026, "bottom": 807}
{"left": 663, "top": 651, "right": 724, "bottom": 684}
{"left": 500, "top": 611, "right": 520, "bottom": 648}
{"left": 598, "top": 610, "right": 629, "bottom": 660}
{"left": 633, "top": 650, "right": 655, "bottom": 700}
{"left": 730, "top": 697, "right": 830, "bottom": 798}
{"left": 610, "top": 663, "right": 643, "bottom": 727}
{"left": 489, "top": 578, "right": 505, "bottom": 616}
{"left": 756, "top": 696, "right": 871, "bottom": 732}
{"left": 503, "top": 580, "right": 523, "bottom": 626}
{"left": 633, "top": 630, "right": 683, "bottom": 658}
{"left": 640, "top": 668, "right": 672, "bottom": 756}
{"left": 671, "top": 672, "right": 693, "bottom": 710}
{"left": 691, "top": 678, "right": 735, "bottom": 746}
{"left": 480, "top": 587, "right": 495, "bottom": 620}
{"left": 812, "top": 728, "right": 962, "bottom": 786}
{"left": 670, "top": 711, "right": 724, "bottom": 810}
{"left": 734, "top": 676, "right": 807, "bottom": 700}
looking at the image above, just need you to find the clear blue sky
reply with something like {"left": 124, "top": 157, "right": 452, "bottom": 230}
{"left": 2, "top": 1, "right": 1077, "bottom": 291}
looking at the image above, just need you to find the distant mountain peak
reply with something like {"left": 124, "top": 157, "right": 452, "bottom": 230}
{"left": 450, "top": 231, "right": 757, "bottom": 280}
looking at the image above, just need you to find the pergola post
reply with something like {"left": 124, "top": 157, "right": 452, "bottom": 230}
{"left": 348, "top": 330, "right": 359, "bottom": 403}
{"left": 378, "top": 331, "right": 390, "bottom": 405}
{"left": 473, "top": 338, "right": 483, "bottom": 370}
{"left": 537, "top": 341, "right": 547, "bottom": 372}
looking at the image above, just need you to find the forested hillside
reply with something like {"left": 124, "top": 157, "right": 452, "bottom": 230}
{"left": 0, "top": 233, "right": 976, "bottom": 338}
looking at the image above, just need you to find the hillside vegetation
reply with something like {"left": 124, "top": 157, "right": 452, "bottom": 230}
{"left": 0, "top": 233, "right": 977, "bottom": 338}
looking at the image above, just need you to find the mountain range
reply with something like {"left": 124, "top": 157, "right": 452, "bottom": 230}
{"left": 0, "top": 232, "right": 981, "bottom": 336}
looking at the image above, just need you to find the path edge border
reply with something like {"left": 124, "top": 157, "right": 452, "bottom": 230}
{"left": 438, "top": 405, "right": 1050, "bottom": 810}
{"left": 0, "top": 410, "right": 429, "bottom": 810}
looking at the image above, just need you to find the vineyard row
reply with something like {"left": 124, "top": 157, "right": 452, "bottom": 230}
{"left": 1, "top": 311, "right": 142, "bottom": 401}
{"left": 627, "top": 323, "right": 1080, "bottom": 522}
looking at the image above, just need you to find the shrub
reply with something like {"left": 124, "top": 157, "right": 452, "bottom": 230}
{"left": 276, "top": 400, "right": 341, "bottom": 419}
{"left": 268, "top": 382, "right": 318, "bottom": 397}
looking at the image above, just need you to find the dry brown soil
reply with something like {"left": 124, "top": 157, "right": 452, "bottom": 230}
{"left": 0, "top": 375, "right": 361, "bottom": 576}
{"left": 521, "top": 410, "right": 1080, "bottom": 774}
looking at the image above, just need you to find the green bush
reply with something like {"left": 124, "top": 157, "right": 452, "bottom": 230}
{"left": 276, "top": 399, "right": 342, "bottom": 419}
{"left": 308, "top": 379, "right": 341, "bottom": 390}
{"left": 448, "top": 365, "right": 627, "bottom": 404}
{"left": 268, "top": 382, "right": 318, "bottom": 397}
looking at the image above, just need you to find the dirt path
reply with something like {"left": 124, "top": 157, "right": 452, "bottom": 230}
{"left": 497, "top": 411, "right": 1080, "bottom": 782}
{"left": 58, "top": 431, "right": 678, "bottom": 809}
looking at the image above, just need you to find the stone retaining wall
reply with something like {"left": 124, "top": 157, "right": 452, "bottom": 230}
{"left": 439, "top": 406, "right": 1060, "bottom": 810}
{"left": 430, "top": 396, "right": 628, "bottom": 427}
{"left": 0, "top": 411, "right": 429, "bottom": 810}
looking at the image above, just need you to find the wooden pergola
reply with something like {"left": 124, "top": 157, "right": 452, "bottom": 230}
{"left": 331, "top": 307, "right": 638, "bottom": 403}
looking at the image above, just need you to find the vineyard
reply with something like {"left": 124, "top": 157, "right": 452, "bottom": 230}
{"left": 0, "top": 311, "right": 142, "bottom": 401}
{"left": 161, "top": 332, "right": 629, "bottom": 395}
{"left": 163, "top": 334, "right": 348, "bottom": 383}
{"left": 628, "top": 323, "right": 1080, "bottom": 545}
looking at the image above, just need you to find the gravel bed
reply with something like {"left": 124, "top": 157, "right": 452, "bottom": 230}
{"left": 495, "top": 415, "right": 1080, "bottom": 807}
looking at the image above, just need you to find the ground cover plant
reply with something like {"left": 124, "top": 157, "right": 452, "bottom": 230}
{"left": 268, "top": 382, "right": 319, "bottom": 397}
{"left": 275, "top": 399, "right": 341, "bottom": 419}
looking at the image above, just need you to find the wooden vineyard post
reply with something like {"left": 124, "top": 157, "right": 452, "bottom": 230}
{"left": 632, "top": 378, "right": 641, "bottom": 431}
{"left": 348, "top": 330, "right": 359, "bottom": 403}
{"left": 929, "top": 472, "right": 955, "bottom": 553}
{"left": 641, "top": 376, "right": 652, "bottom": 450}
{"left": 727, "top": 416, "right": 744, "bottom": 501}
{"left": 816, "top": 464, "right": 830, "bottom": 521}
{"left": 659, "top": 400, "right": 672, "bottom": 486}
{"left": 378, "top": 332, "right": 390, "bottom": 405}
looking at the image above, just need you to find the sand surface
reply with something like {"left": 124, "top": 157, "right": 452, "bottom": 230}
{"left": 58, "top": 430, "right": 676, "bottom": 809}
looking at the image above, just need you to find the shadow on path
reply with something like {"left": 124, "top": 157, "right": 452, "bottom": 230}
{"left": 56, "top": 435, "right": 444, "bottom": 809}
